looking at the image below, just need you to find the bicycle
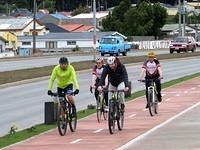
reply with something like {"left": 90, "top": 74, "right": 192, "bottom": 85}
{"left": 138, "top": 78, "right": 160, "bottom": 116}
{"left": 50, "top": 92, "right": 77, "bottom": 136}
{"left": 90, "top": 86, "right": 108, "bottom": 123}
{"left": 107, "top": 89, "right": 125, "bottom": 134}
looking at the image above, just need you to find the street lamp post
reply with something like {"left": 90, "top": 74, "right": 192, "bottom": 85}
{"left": 93, "top": 0, "right": 97, "bottom": 61}
{"left": 33, "top": 0, "right": 36, "bottom": 55}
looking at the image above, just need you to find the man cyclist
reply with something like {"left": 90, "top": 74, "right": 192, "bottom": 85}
{"left": 139, "top": 51, "right": 163, "bottom": 108}
{"left": 47, "top": 57, "right": 80, "bottom": 114}
{"left": 90, "top": 57, "right": 108, "bottom": 110}
{"left": 98, "top": 56, "right": 129, "bottom": 112}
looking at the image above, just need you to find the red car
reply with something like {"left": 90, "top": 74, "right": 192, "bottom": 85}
{"left": 169, "top": 36, "right": 196, "bottom": 53}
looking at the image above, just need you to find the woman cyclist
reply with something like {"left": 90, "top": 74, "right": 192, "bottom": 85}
{"left": 90, "top": 57, "right": 109, "bottom": 111}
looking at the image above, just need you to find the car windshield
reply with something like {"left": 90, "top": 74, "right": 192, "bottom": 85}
{"left": 101, "top": 38, "right": 116, "bottom": 44}
{"left": 173, "top": 37, "right": 188, "bottom": 43}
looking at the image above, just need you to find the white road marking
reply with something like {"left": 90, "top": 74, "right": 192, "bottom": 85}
{"left": 116, "top": 102, "right": 200, "bottom": 150}
{"left": 143, "top": 108, "right": 147, "bottom": 111}
{"left": 184, "top": 91, "right": 188, "bottom": 93}
{"left": 175, "top": 94, "right": 180, "bottom": 96}
{"left": 128, "top": 114, "right": 136, "bottom": 118}
{"left": 165, "top": 98, "right": 171, "bottom": 102}
{"left": 191, "top": 87, "right": 196, "bottom": 90}
{"left": 70, "top": 139, "right": 82, "bottom": 144}
{"left": 162, "top": 94, "right": 166, "bottom": 96}
{"left": 93, "top": 129, "right": 103, "bottom": 133}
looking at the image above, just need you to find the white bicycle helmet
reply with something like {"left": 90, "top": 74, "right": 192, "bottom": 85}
{"left": 96, "top": 57, "right": 104, "bottom": 63}
{"left": 107, "top": 56, "right": 115, "bottom": 65}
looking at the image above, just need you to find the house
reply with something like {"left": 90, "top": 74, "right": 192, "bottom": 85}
{"left": 44, "top": 23, "right": 69, "bottom": 33}
{"left": 0, "top": 17, "right": 48, "bottom": 36}
{"left": 0, "top": 32, "right": 18, "bottom": 52}
{"left": 0, "top": 36, "right": 6, "bottom": 53}
{"left": 17, "top": 31, "right": 127, "bottom": 52}
{"left": 161, "top": 24, "right": 197, "bottom": 37}
{"left": 67, "top": 12, "right": 108, "bottom": 29}
{"left": 59, "top": 23, "right": 95, "bottom": 32}
{"left": 38, "top": 13, "right": 70, "bottom": 25}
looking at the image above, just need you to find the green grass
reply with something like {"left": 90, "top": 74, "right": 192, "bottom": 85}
{"left": 0, "top": 72, "right": 199, "bottom": 148}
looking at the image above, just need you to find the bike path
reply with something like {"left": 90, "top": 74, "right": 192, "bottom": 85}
{"left": 4, "top": 77, "right": 200, "bottom": 150}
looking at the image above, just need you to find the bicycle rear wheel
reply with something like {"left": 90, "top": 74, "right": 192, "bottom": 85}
{"left": 57, "top": 104, "right": 68, "bottom": 136}
{"left": 148, "top": 90, "right": 155, "bottom": 116}
{"left": 117, "top": 105, "right": 124, "bottom": 130}
{"left": 108, "top": 102, "right": 116, "bottom": 134}
{"left": 69, "top": 105, "right": 77, "bottom": 132}
{"left": 154, "top": 94, "right": 158, "bottom": 114}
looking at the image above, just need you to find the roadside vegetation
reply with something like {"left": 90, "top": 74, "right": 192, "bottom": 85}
{"left": 0, "top": 72, "right": 199, "bottom": 148}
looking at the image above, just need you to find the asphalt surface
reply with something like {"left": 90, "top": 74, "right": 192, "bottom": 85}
{"left": 0, "top": 57, "right": 200, "bottom": 137}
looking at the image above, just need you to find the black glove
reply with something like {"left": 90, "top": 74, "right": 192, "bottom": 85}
{"left": 90, "top": 86, "right": 93, "bottom": 94}
{"left": 74, "top": 89, "right": 79, "bottom": 95}
{"left": 47, "top": 90, "right": 53, "bottom": 96}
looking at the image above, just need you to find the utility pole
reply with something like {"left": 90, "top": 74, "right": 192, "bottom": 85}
{"left": 182, "top": 0, "right": 186, "bottom": 36}
{"left": 93, "top": 0, "right": 97, "bottom": 61}
{"left": 178, "top": 0, "right": 182, "bottom": 36}
{"left": 33, "top": 0, "right": 36, "bottom": 55}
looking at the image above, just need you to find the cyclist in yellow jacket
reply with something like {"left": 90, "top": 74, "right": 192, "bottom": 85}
{"left": 47, "top": 57, "right": 80, "bottom": 111}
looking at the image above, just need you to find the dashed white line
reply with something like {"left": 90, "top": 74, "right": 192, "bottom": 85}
{"left": 128, "top": 114, "right": 136, "bottom": 118}
{"left": 165, "top": 98, "right": 171, "bottom": 102}
{"left": 175, "top": 94, "right": 180, "bottom": 96}
{"left": 162, "top": 94, "right": 166, "bottom": 97}
{"left": 191, "top": 87, "right": 196, "bottom": 90}
{"left": 70, "top": 139, "right": 82, "bottom": 144}
{"left": 184, "top": 91, "right": 188, "bottom": 93}
{"left": 93, "top": 129, "right": 103, "bottom": 133}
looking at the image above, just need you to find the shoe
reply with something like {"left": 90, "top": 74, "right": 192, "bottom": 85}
{"left": 121, "top": 104, "right": 125, "bottom": 112}
{"left": 104, "top": 106, "right": 109, "bottom": 112}
{"left": 157, "top": 95, "right": 162, "bottom": 102}
{"left": 145, "top": 104, "right": 149, "bottom": 108}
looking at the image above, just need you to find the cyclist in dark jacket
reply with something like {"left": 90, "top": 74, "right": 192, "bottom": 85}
{"left": 98, "top": 56, "right": 129, "bottom": 112}
{"left": 140, "top": 51, "right": 163, "bottom": 108}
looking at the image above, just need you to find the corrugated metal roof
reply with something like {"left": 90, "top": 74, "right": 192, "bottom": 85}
{"left": 0, "top": 18, "right": 32, "bottom": 30}
{"left": 50, "top": 14, "right": 69, "bottom": 20}
{"left": 18, "top": 32, "right": 124, "bottom": 41}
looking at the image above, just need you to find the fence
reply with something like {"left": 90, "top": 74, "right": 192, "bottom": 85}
{"left": 132, "top": 40, "right": 171, "bottom": 50}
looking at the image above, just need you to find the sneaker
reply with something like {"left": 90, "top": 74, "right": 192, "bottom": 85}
{"left": 104, "top": 106, "right": 109, "bottom": 112}
{"left": 145, "top": 104, "right": 149, "bottom": 108}
{"left": 157, "top": 95, "right": 162, "bottom": 102}
{"left": 121, "top": 104, "right": 125, "bottom": 112}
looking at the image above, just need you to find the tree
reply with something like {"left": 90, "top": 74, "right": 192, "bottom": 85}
{"left": 71, "top": 5, "right": 90, "bottom": 16}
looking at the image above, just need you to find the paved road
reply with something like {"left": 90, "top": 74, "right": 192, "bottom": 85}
{"left": 0, "top": 57, "right": 199, "bottom": 137}
{"left": 0, "top": 49, "right": 173, "bottom": 72}
{"left": 3, "top": 77, "right": 200, "bottom": 150}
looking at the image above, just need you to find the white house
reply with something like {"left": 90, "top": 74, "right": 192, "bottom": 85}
{"left": 17, "top": 31, "right": 127, "bottom": 52}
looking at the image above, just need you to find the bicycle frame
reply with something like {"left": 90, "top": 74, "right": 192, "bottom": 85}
{"left": 107, "top": 89, "right": 124, "bottom": 134}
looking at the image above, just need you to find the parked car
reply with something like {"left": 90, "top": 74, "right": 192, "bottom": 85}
{"left": 169, "top": 36, "right": 196, "bottom": 53}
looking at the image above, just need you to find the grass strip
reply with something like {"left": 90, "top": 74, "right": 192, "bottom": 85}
{"left": 1, "top": 52, "right": 200, "bottom": 85}
{"left": 0, "top": 72, "right": 199, "bottom": 148}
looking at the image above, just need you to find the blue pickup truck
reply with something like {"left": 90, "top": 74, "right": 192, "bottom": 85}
{"left": 98, "top": 35, "right": 131, "bottom": 56}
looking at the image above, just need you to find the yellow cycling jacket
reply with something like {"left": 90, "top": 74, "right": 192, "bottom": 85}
{"left": 48, "top": 64, "right": 80, "bottom": 91}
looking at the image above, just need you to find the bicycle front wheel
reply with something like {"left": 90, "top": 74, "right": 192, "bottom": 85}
{"left": 117, "top": 105, "right": 124, "bottom": 130}
{"left": 57, "top": 104, "right": 68, "bottom": 136}
{"left": 69, "top": 105, "right": 77, "bottom": 132}
{"left": 148, "top": 89, "right": 155, "bottom": 116}
{"left": 108, "top": 102, "right": 116, "bottom": 134}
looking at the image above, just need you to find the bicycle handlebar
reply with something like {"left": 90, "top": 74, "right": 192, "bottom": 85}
{"left": 138, "top": 78, "right": 163, "bottom": 83}
{"left": 49, "top": 92, "right": 76, "bottom": 97}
